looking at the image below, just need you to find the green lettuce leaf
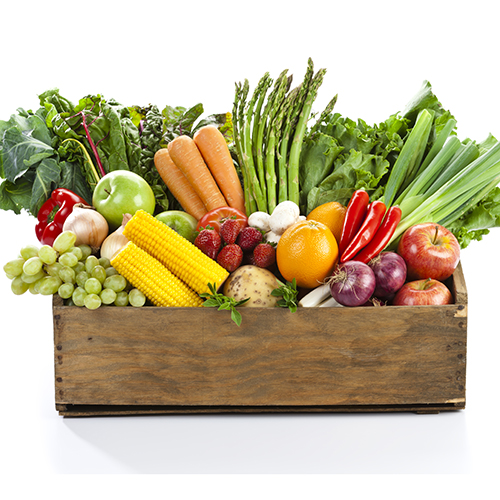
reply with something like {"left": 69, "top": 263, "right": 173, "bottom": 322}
{"left": 299, "top": 132, "right": 344, "bottom": 209}
{"left": 306, "top": 150, "right": 390, "bottom": 212}
{"left": 448, "top": 187, "right": 500, "bottom": 248}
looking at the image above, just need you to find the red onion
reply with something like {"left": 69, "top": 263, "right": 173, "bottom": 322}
{"left": 368, "top": 251, "right": 407, "bottom": 301}
{"left": 329, "top": 261, "right": 376, "bottom": 307}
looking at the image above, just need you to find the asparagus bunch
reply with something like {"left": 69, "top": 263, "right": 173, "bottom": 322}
{"left": 233, "top": 58, "right": 328, "bottom": 215}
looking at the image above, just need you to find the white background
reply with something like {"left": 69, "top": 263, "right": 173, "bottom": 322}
{"left": 1, "top": 0, "right": 499, "bottom": 496}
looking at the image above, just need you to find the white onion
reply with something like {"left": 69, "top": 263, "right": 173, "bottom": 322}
{"left": 100, "top": 214, "right": 132, "bottom": 260}
{"left": 62, "top": 204, "right": 109, "bottom": 252}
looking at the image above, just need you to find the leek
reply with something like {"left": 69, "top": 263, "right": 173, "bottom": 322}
{"left": 395, "top": 135, "right": 462, "bottom": 205}
{"left": 388, "top": 139, "right": 500, "bottom": 245}
{"left": 426, "top": 141, "right": 479, "bottom": 197}
{"left": 415, "top": 117, "right": 457, "bottom": 178}
{"left": 383, "top": 109, "right": 434, "bottom": 207}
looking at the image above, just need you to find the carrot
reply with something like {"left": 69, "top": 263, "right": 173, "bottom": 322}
{"left": 167, "top": 135, "right": 228, "bottom": 212}
{"left": 193, "top": 125, "right": 246, "bottom": 215}
{"left": 154, "top": 148, "right": 208, "bottom": 220}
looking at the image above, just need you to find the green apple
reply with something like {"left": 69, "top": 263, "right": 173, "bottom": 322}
{"left": 92, "top": 171, "right": 155, "bottom": 230}
{"left": 156, "top": 210, "right": 198, "bottom": 242}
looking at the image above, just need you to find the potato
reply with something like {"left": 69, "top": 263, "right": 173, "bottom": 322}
{"left": 223, "top": 265, "right": 280, "bottom": 308}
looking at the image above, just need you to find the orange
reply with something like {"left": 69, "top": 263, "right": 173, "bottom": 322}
{"left": 276, "top": 220, "right": 338, "bottom": 289}
{"left": 306, "top": 201, "right": 347, "bottom": 244}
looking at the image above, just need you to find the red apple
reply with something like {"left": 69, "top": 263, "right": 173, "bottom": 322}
{"left": 397, "top": 223, "right": 460, "bottom": 281}
{"left": 393, "top": 278, "right": 453, "bottom": 306}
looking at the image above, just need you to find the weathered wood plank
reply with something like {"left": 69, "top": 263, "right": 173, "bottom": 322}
{"left": 53, "top": 265, "right": 467, "bottom": 414}
{"left": 57, "top": 402, "right": 465, "bottom": 417}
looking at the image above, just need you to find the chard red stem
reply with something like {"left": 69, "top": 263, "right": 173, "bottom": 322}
{"left": 81, "top": 112, "right": 106, "bottom": 177}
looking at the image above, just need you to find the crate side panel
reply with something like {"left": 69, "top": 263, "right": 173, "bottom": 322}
{"left": 53, "top": 303, "right": 466, "bottom": 408}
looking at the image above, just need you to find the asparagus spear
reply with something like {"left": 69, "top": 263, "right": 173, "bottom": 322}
{"left": 308, "top": 93, "right": 338, "bottom": 138}
{"left": 262, "top": 72, "right": 291, "bottom": 212}
{"left": 277, "top": 60, "right": 315, "bottom": 204}
{"left": 288, "top": 63, "right": 327, "bottom": 205}
{"left": 275, "top": 86, "right": 300, "bottom": 204}
{"left": 251, "top": 72, "right": 273, "bottom": 202}
{"left": 243, "top": 77, "right": 268, "bottom": 212}
{"left": 233, "top": 80, "right": 255, "bottom": 214}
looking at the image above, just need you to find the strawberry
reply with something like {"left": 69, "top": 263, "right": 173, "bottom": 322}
{"left": 194, "top": 228, "right": 221, "bottom": 260}
{"left": 220, "top": 218, "right": 244, "bottom": 245}
{"left": 252, "top": 242, "right": 276, "bottom": 268}
{"left": 217, "top": 243, "right": 243, "bottom": 272}
{"left": 236, "top": 226, "right": 263, "bottom": 252}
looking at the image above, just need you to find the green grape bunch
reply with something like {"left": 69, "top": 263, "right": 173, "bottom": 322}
{"left": 3, "top": 230, "right": 147, "bottom": 310}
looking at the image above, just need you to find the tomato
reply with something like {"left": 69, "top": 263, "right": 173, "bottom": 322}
{"left": 196, "top": 207, "right": 248, "bottom": 233}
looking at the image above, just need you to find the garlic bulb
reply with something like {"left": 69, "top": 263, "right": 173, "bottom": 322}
{"left": 63, "top": 204, "right": 109, "bottom": 252}
{"left": 100, "top": 214, "right": 132, "bottom": 260}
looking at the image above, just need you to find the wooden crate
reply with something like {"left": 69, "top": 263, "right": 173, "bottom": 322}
{"left": 53, "top": 263, "right": 467, "bottom": 417}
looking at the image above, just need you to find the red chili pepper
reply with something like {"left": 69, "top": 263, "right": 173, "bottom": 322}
{"left": 35, "top": 188, "right": 89, "bottom": 246}
{"left": 340, "top": 200, "right": 387, "bottom": 263}
{"left": 352, "top": 206, "right": 402, "bottom": 264}
{"left": 338, "top": 190, "right": 370, "bottom": 256}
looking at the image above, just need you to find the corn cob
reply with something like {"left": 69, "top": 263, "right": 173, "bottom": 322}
{"left": 111, "top": 242, "right": 203, "bottom": 308}
{"left": 123, "top": 210, "right": 229, "bottom": 294}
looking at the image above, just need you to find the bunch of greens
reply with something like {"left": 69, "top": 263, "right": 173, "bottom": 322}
{"left": 0, "top": 89, "right": 233, "bottom": 218}
{"left": 0, "top": 105, "right": 93, "bottom": 215}
{"left": 233, "top": 58, "right": 332, "bottom": 215}
{"left": 299, "top": 81, "right": 500, "bottom": 248}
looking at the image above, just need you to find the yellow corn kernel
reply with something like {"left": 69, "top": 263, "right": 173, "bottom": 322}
{"left": 123, "top": 209, "right": 229, "bottom": 294}
{"left": 111, "top": 242, "right": 203, "bottom": 307}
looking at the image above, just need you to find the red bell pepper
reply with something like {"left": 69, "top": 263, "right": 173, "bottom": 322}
{"left": 35, "top": 188, "right": 88, "bottom": 246}
{"left": 338, "top": 189, "right": 370, "bottom": 256}
{"left": 352, "top": 206, "right": 402, "bottom": 264}
{"left": 340, "top": 200, "right": 387, "bottom": 263}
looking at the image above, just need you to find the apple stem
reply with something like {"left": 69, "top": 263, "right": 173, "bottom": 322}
{"left": 432, "top": 225, "right": 439, "bottom": 244}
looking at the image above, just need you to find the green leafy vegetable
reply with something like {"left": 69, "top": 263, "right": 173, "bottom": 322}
{"left": 1, "top": 89, "right": 232, "bottom": 217}
{"left": 200, "top": 282, "right": 250, "bottom": 326}
{"left": 40, "top": 89, "right": 142, "bottom": 175}
{"left": 271, "top": 278, "right": 299, "bottom": 312}
{"left": 0, "top": 105, "right": 92, "bottom": 214}
{"left": 129, "top": 104, "right": 172, "bottom": 212}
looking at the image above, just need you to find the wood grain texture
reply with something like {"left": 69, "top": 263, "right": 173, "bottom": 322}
{"left": 53, "top": 263, "right": 467, "bottom": 415}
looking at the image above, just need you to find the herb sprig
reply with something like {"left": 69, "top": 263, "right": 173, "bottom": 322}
{"left": 200, "top": 283, "right": 250, "bottom": 326}
{"left": 271, "top": 278, "right": 299, "bottom": 312}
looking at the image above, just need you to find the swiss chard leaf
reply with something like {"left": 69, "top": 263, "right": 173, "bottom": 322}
{"left": 161, "top": 103, "right": 205, "bottom": 142}
{"left": 41, "top": 91, "right": 141, "bottom": 175}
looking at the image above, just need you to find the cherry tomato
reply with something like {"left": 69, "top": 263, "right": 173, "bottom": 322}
{"left": 196, "top": 207, "right": 248, "bottom": 233}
